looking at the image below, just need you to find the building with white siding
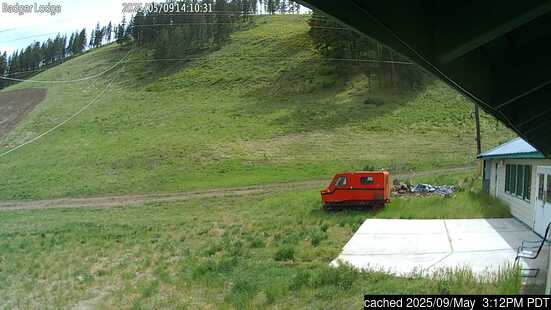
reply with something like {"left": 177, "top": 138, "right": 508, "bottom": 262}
{"left": 478, "top": 138, "right": 551, "bottom": 236}
{"left": 478, "top": 138, "right": 551, "bottom": 292}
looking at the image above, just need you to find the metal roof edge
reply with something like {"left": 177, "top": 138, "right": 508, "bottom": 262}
{"left": 477, "top": 152, "right": 545, "bottom": 160}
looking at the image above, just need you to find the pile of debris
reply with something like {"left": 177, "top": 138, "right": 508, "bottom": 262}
{"left": 392, "top": 182, "right": 456, "bottom": 197}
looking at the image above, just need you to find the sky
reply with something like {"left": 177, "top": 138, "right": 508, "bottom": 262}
{"left": 0, "top": 0, "right": 130, "bottom": 55}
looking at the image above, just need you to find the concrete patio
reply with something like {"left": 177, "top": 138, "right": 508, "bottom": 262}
{"left": 332, "top": 218, "right": 548, "bottom": 282}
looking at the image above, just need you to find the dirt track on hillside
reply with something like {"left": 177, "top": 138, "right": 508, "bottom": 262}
{"left": 0, "top": 166, "right": 476, "bottom": 211}
{"left": 0, "top": 88, "right": 47, "bottom": 140}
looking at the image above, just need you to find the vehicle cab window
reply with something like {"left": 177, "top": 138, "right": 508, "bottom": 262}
{"left": 334, "top": 176, "right": 347, "bottom": 187}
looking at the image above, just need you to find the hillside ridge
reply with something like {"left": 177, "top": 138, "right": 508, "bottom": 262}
{"left": 0, "top": 15, "right": 513, "bottom": 200}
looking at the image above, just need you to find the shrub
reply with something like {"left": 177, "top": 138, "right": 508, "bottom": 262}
{"left": 290, "top": 269, "right": 311, "bottom": 290}
{"left": 311, "top": 264, "right": 359, "bottom": 290}
{"left": 227, "top": 274, "right": 259, "bottom": 308}
{"left": 249, "top": 237, "right": 266, "bottom": 248}
{"left": 265, "top": 282, "right": 288, "bottom": 304}
{"left": 310, "top": 228, "right": 328, "bottom": 247}
{"left": 274, "top": 246, "right": 295, "bottom": 261}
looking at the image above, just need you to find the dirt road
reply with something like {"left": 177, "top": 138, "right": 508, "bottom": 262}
{"left": 0, "top": 166, "right": 475, "bottom": 211}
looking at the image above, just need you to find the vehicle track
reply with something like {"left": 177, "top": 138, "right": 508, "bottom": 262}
{"left": 0, "top": 166, "right": 475, "bottom": 211}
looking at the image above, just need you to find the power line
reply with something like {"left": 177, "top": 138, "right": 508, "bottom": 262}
{"left": 0, "top": 51, "right": 130, "bottom": 83}
{"left": 0, "top": 32, "right": 59, "bottom": 44}
{"left": 0, "top": 28, "right": 17, "bottom": 33}
{"left": 0, "top": 68, "right": 123, "bottom": 158}
{"left": 2, "top": 54, "right": 411, "bottom": 78}
{"left": 117, "top": 55, "right": 412, "bottom": 65}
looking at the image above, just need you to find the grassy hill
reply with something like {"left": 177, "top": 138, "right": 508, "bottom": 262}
{"left": 0, "top": 15, "right": 513, "bottom": 200}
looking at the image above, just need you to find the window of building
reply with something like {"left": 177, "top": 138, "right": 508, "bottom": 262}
{"left": 538, "top": 174, "right": 545, "bottom": 201}
{"left": 360, "top": 176, "right": 374, "bottom": 185}
{"left": 547, "top": 176, "right": 551, "bottom": 204}
{"left": 505, "top": 164, "right": 531, "bottom": 201}
{"left": 335, "top": 176, "right": 347, "bottom": 187}
{"left": 516, "top": 165, "right": 524, "bottom": 198}
{"left": 523, "top": 165, "right": 531, "bottom": 201}
{"left": 511, "top": 165, "right": 517, "bottom": 194}
{"left": 505, "top": 165, "right": 511, "bottom": 193}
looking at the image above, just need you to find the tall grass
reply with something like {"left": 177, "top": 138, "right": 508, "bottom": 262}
{"left": 0, "top": 186, "right": 520, "bottom": 308}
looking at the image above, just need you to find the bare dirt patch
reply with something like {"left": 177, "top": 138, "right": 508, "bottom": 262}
{"left": 0, "top": 88, "right": 47, "bottom": 140}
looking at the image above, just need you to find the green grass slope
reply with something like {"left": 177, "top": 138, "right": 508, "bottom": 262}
{"left": 0, "top": 190, "right": 518, "bottom": 308}
{"left": 0, "top": 15, "right": 513, "bottom": 200}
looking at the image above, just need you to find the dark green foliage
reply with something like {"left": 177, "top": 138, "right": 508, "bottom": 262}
{"left": 310, "top": 228, "right": 328, "bottom": 247}
{"left": 2, "top": 33, "right": 72, "bottom": 89}
{"left": 0, "top": 51, "right": 7, "bottom": 88}
{"left": 116, "top": 16, "right": 130, "bottom": 45}
{"left": 131, "top": 0, "right": 257, "bottom": 60}
{"left": 308, "top": 10, "right": 426, "bottom": 90}
{"left": 274, "top": 246, "right": 295, "bottom": 261}
{"left": 310, "top": 264, "right": 359, "bottom": 290}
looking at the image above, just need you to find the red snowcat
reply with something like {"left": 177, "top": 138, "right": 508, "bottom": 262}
{"left": 320, "top": 171, "right": 391, "bottom": 210}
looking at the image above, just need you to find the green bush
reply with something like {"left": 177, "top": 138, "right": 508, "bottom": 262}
{"left": 310, "top": 228, "right": 328, "bottom": 247}
{"left": 265, "top": 282, "right": 288, "bottom": 304}
{"left": 290, "top": 269, "right": 311, "bottom": 290}
{"left": 311, "top": 264, "right": 359, "bottom": 290}
{"left": 274, "top": 246, "right": 295, "bottom": 261}
{"left": 249, "top": 237, "right": 266, "bottom": 248}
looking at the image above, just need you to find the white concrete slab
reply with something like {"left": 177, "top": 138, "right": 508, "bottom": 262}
{"left": 432, "top": 250, "right": 518, "bottom": 274}
{"left": 450, "top": 231, "right": 536, "bottom": 252}
{"left": 355, "top": 219, "right": 447, "bottom": 235}
{"left": 342, "top": 233, "right": 451, "bottom": 255}
{"left": 332, "top": 218, "right": 546, "bottom": 278}
{"left": 332, "top": 253, "right": 449, "bottom": 274}
{"left": 445, "top": 218, "right": 528, "bottom": 234}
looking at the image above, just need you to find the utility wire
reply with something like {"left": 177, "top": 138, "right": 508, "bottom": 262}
{"left": 0, "top": 51, "right": 131, "bottom": 83}
{"left": 0, "top": 32, "right": 59, "bottom": 44}
{"left": 0, "top": 68, "right": 123, "bottom": 158}
{"left": 2, "top": 52, "right": 412, "bottom": 78}
{"left": 117, "top": 55, "right": 412, "bottom": 65}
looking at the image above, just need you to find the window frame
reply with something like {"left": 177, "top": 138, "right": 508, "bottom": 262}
{"left": 504, "top": 164, "right": 532, "bottom": 202}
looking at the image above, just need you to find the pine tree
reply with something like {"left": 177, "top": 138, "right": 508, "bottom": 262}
{"left": 106, "top": 22, "right": 113, "bottom": 42}
{"left": 77, "top": 28, "right": 87, "bottom": 53}
{"left": 116, "top": 16, "right": 128, "bottom": 45}
{"left": 67, "top": 33, "right": 75, "bottom": 56}
{"left": 89, "top": 30, "right": 95, "bottom": 47}
{"left": 0, "top": 52, "right": 7, "bottom": 76}
{"left": 0, "top": 52, "right": 7, "bottom": 89}
{"left": 93, "top": 23, "right": 102, "bottom": 47}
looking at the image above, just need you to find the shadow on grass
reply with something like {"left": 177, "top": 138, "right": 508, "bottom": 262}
{"left": 235, "top": 33, "right": 428, "bottom": 133}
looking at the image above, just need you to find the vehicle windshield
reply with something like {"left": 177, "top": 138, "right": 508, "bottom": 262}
{"left": 334, "top": 176, "right": 347, "bottom": 186}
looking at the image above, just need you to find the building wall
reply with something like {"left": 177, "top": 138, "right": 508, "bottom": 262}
{"left": 486, "top": 158, "right": 551, "bottom": 294}
{"left": 486, "top": 158, "right": 551, "bottom": 228}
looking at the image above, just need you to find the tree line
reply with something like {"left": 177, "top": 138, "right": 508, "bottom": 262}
{"left": 0, "top": 0, "right": 304, "bottom": 89}
{"left": 128, "top": 0, "right": 301, "bottom": 61}
{"left": 0, "top": 19, "right": 131, "bottom": 89}
{"left": 308, "top": 10, "right": 425, "bottom": 90}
